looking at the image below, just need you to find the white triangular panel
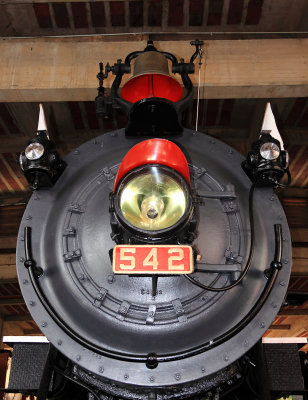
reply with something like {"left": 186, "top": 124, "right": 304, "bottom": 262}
{"left": 37, "top": 103, "right": 49, "bottom": 135}
{"left": 260, "top": 103, "right": 284, "bottom": 149}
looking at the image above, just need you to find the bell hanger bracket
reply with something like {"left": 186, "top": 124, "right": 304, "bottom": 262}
{"left": 94, "top": 40, "right": 204, "bottom": 136}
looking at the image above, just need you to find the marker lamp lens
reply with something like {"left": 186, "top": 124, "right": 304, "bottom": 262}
{"left": 25, "top": 142, "right": 45, "bottom": 160}
{"left": 260, "top": 142, "right": 280, "bottom": 160}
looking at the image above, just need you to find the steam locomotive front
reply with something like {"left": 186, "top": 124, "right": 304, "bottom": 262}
{"left": 15, "top": 41, "right": 292, "bottom": 399}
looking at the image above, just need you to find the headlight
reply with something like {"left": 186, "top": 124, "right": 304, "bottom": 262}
{"left": 111, "top": 139, "right": 194, "bottom": 242}
{"left": 260, "top": 142, "right": 280, "bottom": 160}
{"left": 115, "top": 165, "right": 191, "bottom": 232}
{"left": 25, "top": 142, "right": 45, "bottom": 160}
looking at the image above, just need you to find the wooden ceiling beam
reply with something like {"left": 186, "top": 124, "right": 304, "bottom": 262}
{"left": 0, "top": 192, "right": 30, "bottom": 205}
{"left": 291, "top": 259, "right": 308, "bottom": 276}
{"left": 0, "top": 37, "right": 308, "bottom": 102}
{"left": 0, "top": 236, "right": 18, "bottom": 252}
{"left": 23, "top": 329, "right": 42, "bottom": 335}
{"left": 269, "top": 324, "right": 291, "bottom": 330}
{"left": 291, "top": 228, "right": 308, "bottom": 243}
{"left": 279, "top": 188, "right": 308, "bottom": 199}
{"left": 0, "top": 263, "right": 17, "bottom": 281}
{"left": 0, "top": 252, "right": 17, "bottom": 281}
{"left": 0, "top": 298, "right": 24, "bottom": 306}
{"left": 4, "top": 314, "right": 32, "bottom": 322}
{"left": 0, "top": 0, "right": 138, "bottom": 2}
{"left": 279, "top": 309, "right": 308, "bottom": 316}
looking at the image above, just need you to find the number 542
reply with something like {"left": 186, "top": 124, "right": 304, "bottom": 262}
{"left": 113, "top": 245, "right": 193, "bottom": 274}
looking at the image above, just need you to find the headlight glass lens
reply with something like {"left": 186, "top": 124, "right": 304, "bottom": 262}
{"left": 118, "top": 167, "right": 188, "bottom": 231}
{"left": 260, "top": 142, "right": 280, "bottom": 160}
{"left": 25, "top": 142, "right": 44, "bottom": 160}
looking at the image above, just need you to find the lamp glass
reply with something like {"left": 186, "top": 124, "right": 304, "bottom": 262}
{"left": 25, "top": 143, "right": 45, "bottom": 160}
{"left": 119, "top": 167, "right": 187, "bottom": 231}
{"left": 260, "top": 142, "right": 280, "bottom": 160}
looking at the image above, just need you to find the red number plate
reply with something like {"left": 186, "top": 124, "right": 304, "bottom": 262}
{"left": 113, "top": 245, "right": 193, "bottom": 274}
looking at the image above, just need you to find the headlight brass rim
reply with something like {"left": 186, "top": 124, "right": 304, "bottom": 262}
{"left": 114, "top": 165, "right": 193, "bottom": 238}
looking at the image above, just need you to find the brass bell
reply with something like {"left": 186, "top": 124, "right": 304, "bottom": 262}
{"left": 121, "top": 51, "right": 183, "bottom": 103}
{"left": 133, "top": 51, "right": 170, "bottom": 77}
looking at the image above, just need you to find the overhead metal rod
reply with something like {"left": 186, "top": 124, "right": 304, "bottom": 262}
{"left": 1, "top": 32, "right": 308, "bottom": 40}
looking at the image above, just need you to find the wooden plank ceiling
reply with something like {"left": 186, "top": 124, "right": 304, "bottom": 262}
{"left": 0, "top": 0, "right": 307, "bottom": 337}
{"left": 0, "top": 0, "right": 307, "bottom": 36}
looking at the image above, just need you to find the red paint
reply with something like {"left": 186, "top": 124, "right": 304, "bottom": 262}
{"left": 71, "top": 2, "right": 88, "bottom": 28}
{"left": 33, "top": 3, "right": 52, "bottom": 28}
{"left": 227, "top": 0, "right": 244, "bottom": 25}
{"left": 245, "top": 0, "right": 263, "bottom": 25}
{"left": 113, "top": 245, "right": 193, "bottom": 274}
{"left": 52, "top": 3, "right": 70, "bottom": 28}
{"left": 129, "top": 1, "right": 143, "bottom": 27}
{"left": 84, "top": 101, "right": 99, "bottom": 130}
{"left": 207, "top": 0, "right": 223, "bottom": 25}
{"left": 121, "top": 74, "right": 183, "bottom": 103}
{"left": 168, "top": 0, "right": 184, "bottom": 26}
{"left": 110, "top": 1, "right": 125, "bottom": 26}
{"left": 68, "top": 102, "right": 84, "bottom": 130}
{"left": 189, "top": 0, "right": 204, "bottom": 26}
{"left": 148, "top": 0, "right": 162, "bottom": 26}
{"left": 114, "top": 139, "right": 191, "bottom": 191}
{"left": 90, "top": 2, "right": 106, "bottom": 27}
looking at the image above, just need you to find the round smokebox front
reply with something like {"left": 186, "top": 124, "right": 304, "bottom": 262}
{"left": 17, "top": 129, "right": 292, "bottom": 398}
